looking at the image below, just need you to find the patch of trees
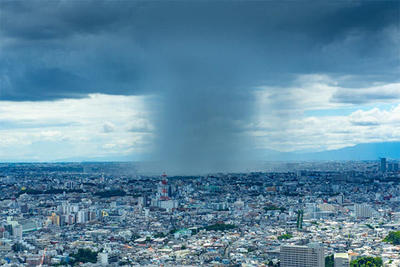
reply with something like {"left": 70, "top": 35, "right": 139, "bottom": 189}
{"left": 277, "top": 233, "right": 293, "bottom": 240}
{"left": 264, "top": 204, "right": 285, "bottom": 212}
{"left": 154, "top": 232, "right": 167, "bottom": 238}
{"left": 267, "top": 260, "right": 279, "bottom": 267}
{"left": 18, "top": 188, "right": 83, "bottom": 196}
{"left": 325, "top": 255, "right": 334, "bottom": 267}
{"left": 94, "top": 189, "right": 126, "bottom": 198}
{"left": 350, "top": 256, "right": 382, "bottom": 267}
{"left": 200, "top": 223, "right": 237, "bottom": 232}
{"left": 383, "top": 231, "right": 400, "bottom": 245}
{"left": 82, "top": 182, "right": 96, "bottom": 186}
{"left": 70, "top": 248, "right": 98, "bottom": 264}
{"left": 365, "top": 224, "right": 374, "bottom": 230}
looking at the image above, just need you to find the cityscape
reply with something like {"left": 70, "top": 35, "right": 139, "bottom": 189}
{"left": 1, "top": 0, "right": 399, "bottom": 266}
{"left": 1, "top": 159, "right": 400, "bottom": 266}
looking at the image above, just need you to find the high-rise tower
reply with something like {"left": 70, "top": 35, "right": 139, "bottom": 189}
{"left": 380, "top": 158, "right": 387, "bottom": 172}
{"left": 158, "top": 172, "right": 169, "bottom": 200}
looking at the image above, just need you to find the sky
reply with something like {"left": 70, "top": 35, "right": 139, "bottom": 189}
{"left": 0, "top": 0, "right": 399, "bottom": 172}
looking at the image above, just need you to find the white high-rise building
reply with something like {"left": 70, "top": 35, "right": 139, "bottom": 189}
{"left": 305, "top": 203, "right": 317, "bottom": 219}
{"left": 334, "top": 253, "right": 350, "bottom": 267}
{"left": 354, "top": 204, "right": 375, "bottom": 218}
{"left": 76, "top": 210, "right": 87, "bottom": 224}
{"left": 158, "top": 199, "right": 178, "bottom": 211}
{"left": 12, "top": 224, "right": 23, "bottom": 240}
{"left": 280, "top": 243, "right": 324, "bottom": 267}
{"left": 97, "top": 252, "right": 108, "bottom": 266}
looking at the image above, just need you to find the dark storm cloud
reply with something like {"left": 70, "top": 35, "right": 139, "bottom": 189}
{"left": 332, "top": 93, "right": 399, "bottom": 105}
{"left": 4, "top": 67, "right": 90, "bottom": 101}
{"left": 332, "top": 86, "right": 400, "bottom": 105}
{"left": 0, "top": 0, "right": 136, "bottom": 40}
{"left": 1, "top": 0, "right": 398, "bottom": 100}
{"left": 0, "top": 0, "right": 398, "bottom": 172}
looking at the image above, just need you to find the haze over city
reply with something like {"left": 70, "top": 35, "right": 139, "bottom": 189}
{"left": 0, "top": 0, "right": 399, "bottom": 173}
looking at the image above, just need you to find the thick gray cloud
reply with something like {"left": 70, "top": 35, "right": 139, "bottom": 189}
{"left": 1, "top": 0, "right": 398, "bottom": 100}
{"left": 331, "top": 84, "right": 400, "bottom": 104}
{"left": 0, "top": 0, "right": 399, "bottom": 172}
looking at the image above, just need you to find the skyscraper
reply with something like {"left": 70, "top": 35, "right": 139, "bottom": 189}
{"left": 394, "top": 162, "right": 399, "bottom": 172}
{"left": 380, "top": 158, "right": 387, "bottom": 172}
{"left": 388, "top": 162, "right": 399, "bottom": 172}
{"left": 280, "top": 243, "right": 325, "bottom": 267}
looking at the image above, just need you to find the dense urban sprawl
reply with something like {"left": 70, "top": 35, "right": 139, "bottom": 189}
{"left": 0, "top": 160, "right": 400, "bottom": 266}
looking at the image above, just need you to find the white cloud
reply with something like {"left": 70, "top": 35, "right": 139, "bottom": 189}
{"left": 1, "top": 75, "right": 399, "bottom": 160}
{"left": 349, "top": 106, "right": 400, "bottom": 126}
{"left": 252, "top": 76, "right": 400, "bottom": 152}
{"left": 256, "top": 75, "right": 400, "bottom": 115}
{"left": 255, "top": 74, "right": 340, "bottom": 115}
{"left": 0, "top": 94, "right": 153, "bottom": 160}
{"left": 250, "top": 104, "right": 400, "bottom": 152}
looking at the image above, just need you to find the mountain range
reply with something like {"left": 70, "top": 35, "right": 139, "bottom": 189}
{"left": 262, "top": 142, "right": 400, "bottom": 161}
{"left": 1, "top": 142, "right": 398, "bottom": 163}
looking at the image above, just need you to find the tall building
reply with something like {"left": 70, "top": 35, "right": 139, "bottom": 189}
{"left": 155, "top": 172, "right": 178, "bottom": 211}
{"left": 394, "top": 162, "right": 399, "bottom": 172}
{"left": 158, "top": 173, "right": 170, "bottom": 200}
{"left": 76, "top": 210, "right": 86, "bottom": 224}
{"left": 380, "top": 158, "right": 387, "bottom": 172}
{"left": 334, "top": 253, "right": 350, "bottom": 267}
{"left": 138, "top": 195, "right": 149, "bottom": 207}
{"left": 388, "top": 162, "right": 399, "bottom": 172}
{"left": 280, "top": 243, "right": 324, "bottom": 267}
{"left": 97, "top": 252, "right": 108, "bottom": 266}
{"left": 354, "top": 204, "right": 375, "bottom": 218}
{"left": 12, "top": 224, "right": 22, "bottom": 240}
{"left": 305, "top": 203, "right": 317, "bottom": 219}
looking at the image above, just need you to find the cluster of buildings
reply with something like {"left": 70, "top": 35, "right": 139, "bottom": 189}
{"left": 380, "top": 158, "right": 399, "bottom": 173}
{"left": 0, "top": 160, "right": 400, "bottom": 266}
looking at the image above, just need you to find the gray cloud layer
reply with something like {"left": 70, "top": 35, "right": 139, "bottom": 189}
{"left": 1, "top": 1, "right": 398, "bottom": 100}
{"left": 0, "top": 0, "right": 399, "bottom": 172}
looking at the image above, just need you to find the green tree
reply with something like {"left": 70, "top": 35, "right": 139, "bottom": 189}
{"left": 325, "top": 255, "right": 334, "bottom": 267}
{"left": 154, "top": 232, "right": 166, "bottom": 238}
{"left": 94, "top": 189, "right": 126, "bottom": 198}
{"left": 70, "top": 248, "right": 98, "bottom": 264}
{"left": 201, "top": 223, "right": 237, "bottom": 232}
{"left": 383, "top": 231, "right": 400, "bottom": 245}
{"left": 264, "top": 204, "right": 285, "bottom": 212}
{"left": 296, "top": 210, "right": 303, "bottom": 229}
{"left": 277, "top": 233, "right": 293, "bottom": 240}
{"left": 365, "top": 224, "right": 374, "bottom": 230}
{"left": 350, "top": 256, "right": 383, "bottom": 267}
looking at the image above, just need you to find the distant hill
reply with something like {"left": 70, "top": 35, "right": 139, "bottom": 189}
{"left": 272, "top": 142, "right": 400, "bottom": 161}
{"left": 2, "top": 142, "right": 398, "bottom": 164}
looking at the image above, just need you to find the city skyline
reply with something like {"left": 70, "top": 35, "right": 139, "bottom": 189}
{"left": 1, "top": 161, "right": 400, "bottom": 266}
{"left": 0, "top": 1, "right": 399, "bottom": 172}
